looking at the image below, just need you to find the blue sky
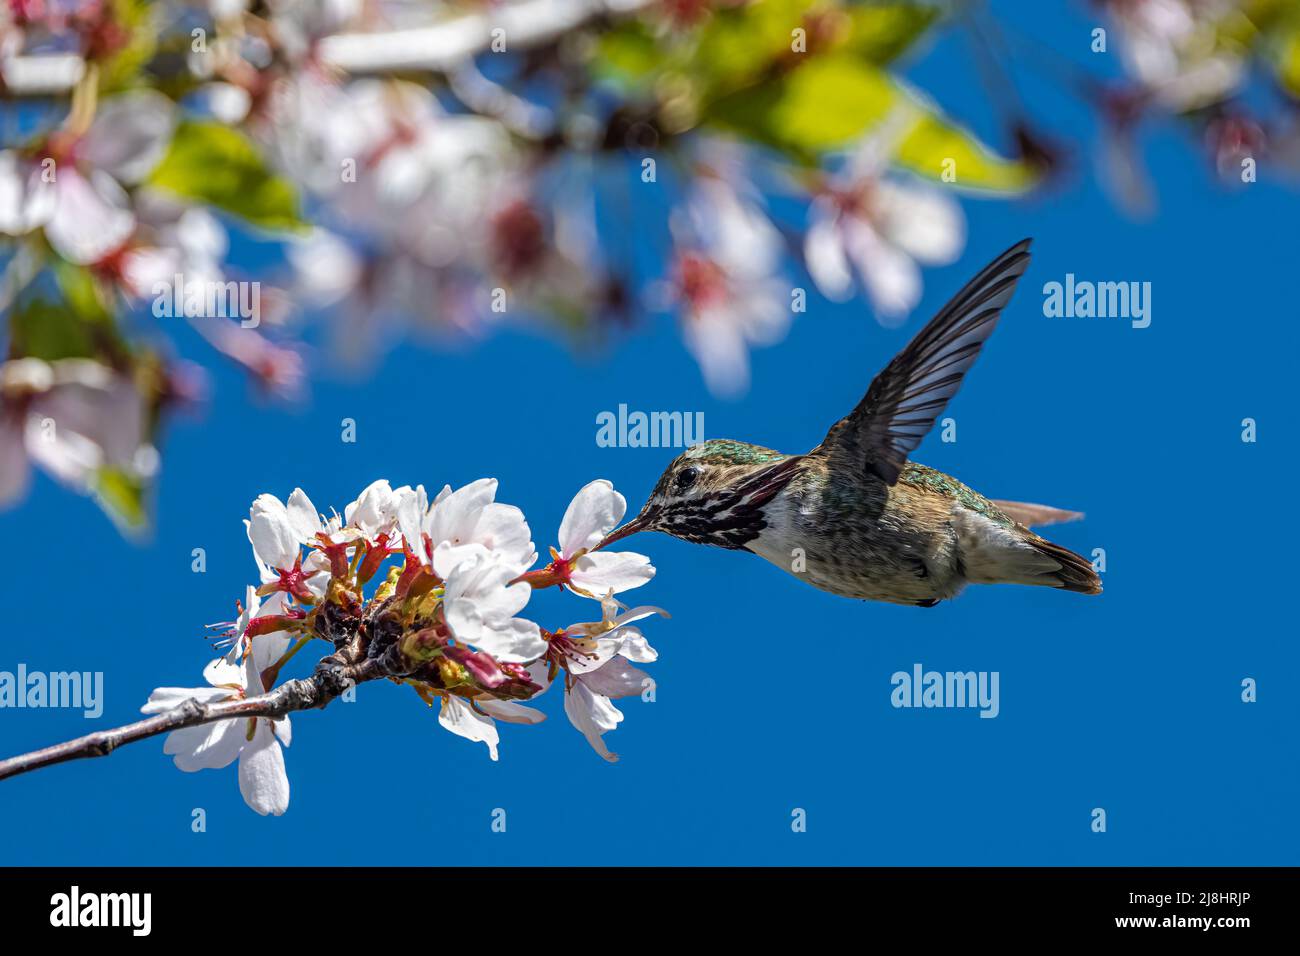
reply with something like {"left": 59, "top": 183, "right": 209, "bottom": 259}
{"left": 1, "top": 2, "right": 1296, "bottom": 865}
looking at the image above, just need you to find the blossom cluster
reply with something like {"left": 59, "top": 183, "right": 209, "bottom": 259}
{"left": 142, "top": 476, "right": 663, "bottom": 815}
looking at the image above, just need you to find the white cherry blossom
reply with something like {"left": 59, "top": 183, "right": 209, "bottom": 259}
{"left": 437, "top": 694, "right": 546, "bottom": 761}
{"left": 141, "top": 630, "right": 294, "bottom": 816}
{"left": 554, "top": 479, "right": 654, "bottom": 598}
{"left": 530, "top": 595, "right": 666, "bottom": 762}
{"left": 424, "top": 478, "right": 536, "bottom": 579}
{"left": 442, "top": 551, "right": 546, "bottom": 662}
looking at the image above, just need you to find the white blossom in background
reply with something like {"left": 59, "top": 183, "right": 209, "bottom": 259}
{"left": 1106, "top": 0, "right": 1244, "bottom": 112}
{"left": 669, "top": 175, "right": 791, "bottom": 397}
{"left": 281, "top": 79, "right": 519, "bottom": 360}
{"left": 805, "top": 124, "right": 965, "bottom": 324}
{"left": 0, "top": 90, "right": 176, "bottom": 265}
{"left": 0, "top": 357, "right": 155, "bottom": 513}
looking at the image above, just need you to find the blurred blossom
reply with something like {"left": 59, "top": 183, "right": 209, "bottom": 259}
{"left": 668, "top": 174, "right": 791, "bottom": 397}
{"left": 268, "top": 0, "right": 363, "bottom": 61}
{"left": 0, "top": 357, "right": 154, "bottom": 510}
{"left": 1205, "top": 113, "right": 1265, "bottom": 182}
{"left": 95, "top": 192, "right": 229, "bottom": 300}
{"left": 0, "top": 90, "right": 175, "bottom": 265}
{"left": 191, "top": 318, "right": 305, "bottom": 401}
{"left": 208, "top": 0, "right": 250, "bottom": 22}
{"left": 1105, "top": 0, "right": 1244, "bottom": 112}
{"left": 281, "top": 80, "right": 525, "bottom": 361}
{"left": 804, "top": 127, "right": 965, "bottom": 323}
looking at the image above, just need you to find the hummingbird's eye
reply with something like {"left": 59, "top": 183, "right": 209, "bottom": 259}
{"left": 674, "top": 467, "right": 700, "bottom": 492}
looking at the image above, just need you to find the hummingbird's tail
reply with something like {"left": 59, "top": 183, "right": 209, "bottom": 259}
{"left": 955, "top": 509, "right": 1102, "bottom": 595}
{"left": 1022, "top": 536, "right": 1103, "bottom": 595}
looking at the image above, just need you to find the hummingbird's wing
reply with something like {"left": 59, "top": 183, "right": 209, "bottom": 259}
{"left": 815, "top": 238, "right": 1033, "bottom": 484}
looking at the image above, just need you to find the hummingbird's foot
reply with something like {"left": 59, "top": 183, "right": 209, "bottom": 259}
{"left": 915, "top": 598, "right": 940, "bottom": 608}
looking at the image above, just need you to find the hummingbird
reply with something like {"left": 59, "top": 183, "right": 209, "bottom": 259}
{"left": 596, "top": 238, "right": 1100, "bottom": 607}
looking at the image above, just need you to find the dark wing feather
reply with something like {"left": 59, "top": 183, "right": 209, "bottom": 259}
{"left": 815, "top": 238, "right": 1033, "bottom": 484}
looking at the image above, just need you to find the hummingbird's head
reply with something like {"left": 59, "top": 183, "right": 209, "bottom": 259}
{"left": 596, "top": 440, "right": 803, "bottom": 551}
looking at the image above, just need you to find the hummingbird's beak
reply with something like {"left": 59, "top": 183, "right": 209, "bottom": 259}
{"left": 594, "top": 507, "right": 654, "bottom": 551}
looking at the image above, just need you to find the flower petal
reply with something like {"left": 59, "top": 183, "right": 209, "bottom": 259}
{"left": 804, "top": 212, "right": 853, "bottom": 302}
{"left": 558, "top": 479, "right": 625, "bottom": 558}
{"left": 344, "top": 478, "right": 398, "bottom": 536}
{"left": 683, "top": 304, "right": 751, "bottom": 397}
{"left": 43, "top": 169, "right": 135, "bottom": 265}
{"left": 164, "top": 718, "right": 244, "bottom": 772}
{"left": 845, "top": 219, "right": 920, "bottom": 324}
{"left": 563, "top": 682, "right": 623, "bottom": 762}
{"left": 247, "top": 494, "right": 300, "bottom": 571}
{"left": 570, "top": 550, "right": 654, "bottom": 595}
{"left": 284, "top": 488, "right": 323, "bottom": 543}
{"left": 141, "top": 684, "right": 233, "bottom": 715}
{"left": 81, "top": 89, "right": 176, "bottom": 184}
{"left": 0, "top": 151, "right": 55, "bottom": 235}
{"left": 438, "top": 695, "right": 500, "bottom": 760}
{"left": 579, "top": 659, "right": 652, "bottom": 700}
{"left": 875, "top": 180, "right": 965, "bottom": 265}
{"left": 0, "top": 416, "right": 31, "bottom": 508}
{"left": 202, "top": 658, "right": 245, "bottom": 688}
{"left": 237, "top": 720, "right": 290, "bottom": 815}
{"left": 475, "top": 698, "right": 546, "bottom": 725}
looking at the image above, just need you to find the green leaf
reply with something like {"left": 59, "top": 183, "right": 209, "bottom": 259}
{"left": 595, "top": 1, "right": 939, "bottom": 99}
{"left": 54, "top": 261, "right": 114, "bottom": 326}
{"left": 93, "top": 466, "right": 149, "bottom": 532}
{"left": 707, "top": 56, "right": 897, "bottom": 160}
{"left": 843, "top": 3, "right": 940, "bottom": 64}
{"left": 894, "top": 111, "right": 1036, "bottom": 193}
{"left": 694, "top": 0, "right": 814, "bottom": 91}
{"left": 594, "top": 22, "right": 667, "bottom": 88}
{"left": 99, "top": 0, "right": 159, "bottom": 93}
{"left": 1273, "top": 27, "right": 1300, "bottom": 96}
{"left": 10, "top": 298, "right": 98, "bottom": 362}
{"left": 149, "top": 120, "right": 306, "bottom": 231}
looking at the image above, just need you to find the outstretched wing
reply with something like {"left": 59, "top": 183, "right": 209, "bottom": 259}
{"left": 815, "top": 239, "right": 1033, "bottom": 484}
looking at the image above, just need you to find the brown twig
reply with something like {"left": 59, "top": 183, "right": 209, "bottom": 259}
{"left": 0, "top": 657, "right": 385, "bottom": 783}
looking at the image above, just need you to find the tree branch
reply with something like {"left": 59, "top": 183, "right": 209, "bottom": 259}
{"left": 0, "top": 657, "right": 385, "bottom": 783}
